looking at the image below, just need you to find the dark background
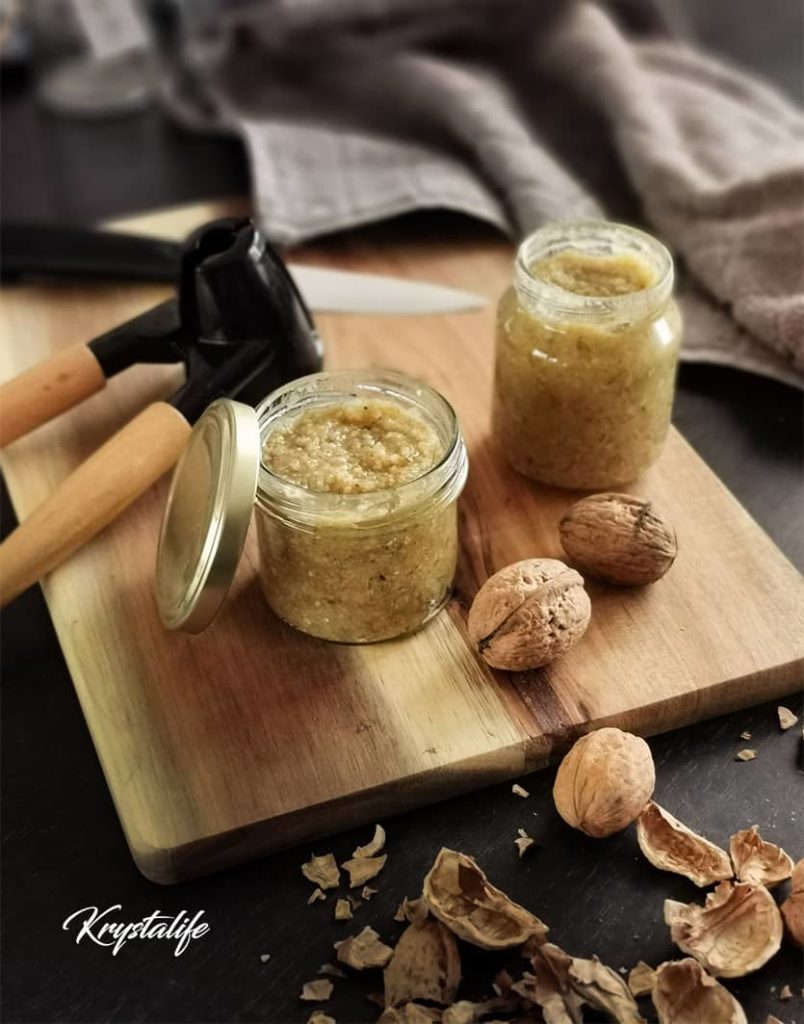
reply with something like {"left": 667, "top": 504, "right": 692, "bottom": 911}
{"left": 1, "top": 2, "right": 802, "bottom": 1022}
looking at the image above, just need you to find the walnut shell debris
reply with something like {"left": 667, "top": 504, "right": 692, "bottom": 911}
{"left": 306, "top": 1013, "right": 336, "bottom": 1024}
{"left": 342, "top": 854, "right": 387, "bottom": 888}
{"left": 515, "top": 828, "right": 537, "bottom": 858}
{"left": 553, "top": 728, "right": 655, "bottom": 838}
{"left": 335, "top": 926, "right": 394, "bottom": 970}
{"left": 651, "top": 958, "right": 747, "bottom": 1024}
{"left": 777, "top": 706, "right": 798, "bottom": 730}
{"left": 559, "top": 493, "right": 677, "bottom": 586}
{"left": 729, "top": 826, "right": 794, "bottom": 888}
{"left": 353, "top": 824, "right": 386, "bottom": 858}
{"left": 467, "top": 559, "right": 590, "bottom": 671}
{"left": 636, "top": 802, "right": 732, "bottom": 887}
{"left": 379, "top": 1006, "right": 442, "bottom": 1023}
{"left": 300, "top": 978, "right": 334, "bottom": 1002}
{"left": 781, "top": 858, "right": 804, "bottom": 947}
{"left": 384, "top": 917, "right": 461, "bottom": 1007}
{"left": 334, "top": 898, "right": 352, "bottom": 921}
{"left": 318, "top": 963, "right": 346, "bottom": 978}
{"left": 422, "top": 848, "right": 548, "bottom": 950}
{"left": 302, "top": 853, "right": 340, "bottom": 890}
{"left": 664, "top": 880, "right": 783, "bottom": 977}
{"left": 441, "top": 999, "right": 518, "bottom": 1024}
{"left": 627, "top": 961, "right": 655, "bottom": 998}
{"left": 568, "top": 954, "right": 644, "bottom": 1024}
{"left": 522, "top": 942, "right": 644, "bottom": 1024}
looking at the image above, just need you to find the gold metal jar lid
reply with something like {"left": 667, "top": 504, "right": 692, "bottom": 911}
{"left": 155, "top": 399, "right": 261, "bottom": 633}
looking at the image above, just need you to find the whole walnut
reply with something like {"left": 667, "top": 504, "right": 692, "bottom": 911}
{"left": 559, "top": 492, "right": 677, "bottom": 585}
{"left": 467, "top": 558, "right": 590, "bottom": 671}
{"left": 553, "top": 727, "right": 655, "bottom": 837}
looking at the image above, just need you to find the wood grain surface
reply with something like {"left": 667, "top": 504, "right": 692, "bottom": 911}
{"left": 1, "top": 201, "right": 801, "bottom": 883}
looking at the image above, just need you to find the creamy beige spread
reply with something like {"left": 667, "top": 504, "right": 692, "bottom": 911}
{"left": 258, "top": 396, "right": 458, "bottom": 643}
{"left": 532, "top": 250, "right": 655, "bottom": 297}
{"left": 494, "top": 248, "right": 681, "bottom": 489}
{"left": 262, "top": 398, "right": 442, "bottom": 493}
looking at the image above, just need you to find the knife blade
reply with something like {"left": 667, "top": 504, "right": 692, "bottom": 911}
{"left": 288, "top": 264, "right": 485, "bottom": 314}
{"left": 0, "top": 222, "right": 487, "bottom": 315}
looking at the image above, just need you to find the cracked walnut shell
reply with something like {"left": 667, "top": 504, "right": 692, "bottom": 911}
{"left": 383, "top": 917, "right": 461, "bottom": 1007}
{"left": 651, "top": 959, "right": 747, "bottom": 1024}
{"left": 729, "top": 826, "right": 794, "bottom": 888}
{"left": 781, "top": 858, "right": 804, "bottom": 947}
{"left": 467, "top": 559, "right": 590, "bottom": 671}
{"left": 559, "top": 492, "right": 677, "bottom": 585}
{"left": 664, "top": 881, "right": 783, "bottom": 977}
{"left": 422, "top": 847, "right": 548, "bottom": 949}
{"left": 553, "top": 728, "right": 655, "bottom": 838}
{"left": 636, "top": 802, "right": 732, "bottom": 887}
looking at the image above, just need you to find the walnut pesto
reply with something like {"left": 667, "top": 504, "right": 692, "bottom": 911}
{"left": 255, "top": 371, "right": 467, "bottom": 644}
{"left": 262, "top": 398, "right": 442, "bottom": 494}
{"left": 493, "top": 221, "right": 682, "bottom": 490}
{"left": 532, "top": 249, "right": 656, "bottom": 297}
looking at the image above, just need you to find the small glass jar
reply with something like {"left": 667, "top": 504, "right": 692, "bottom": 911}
{"left": 254, "top": 370, "right": 468, "bottom": 644}
{"left": 493, "top": 220, "right": 682, "bottom": 489}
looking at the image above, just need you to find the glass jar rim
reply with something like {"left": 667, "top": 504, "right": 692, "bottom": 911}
{"left": 515, "top": 219, "right": 674, "bottom": 324}
{"left": 255, "top": 368, "right": 467, "bottom": 527}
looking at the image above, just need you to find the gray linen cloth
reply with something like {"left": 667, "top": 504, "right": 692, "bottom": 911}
{"left": 87, "top": 0, "right": 804, "bottom": 386}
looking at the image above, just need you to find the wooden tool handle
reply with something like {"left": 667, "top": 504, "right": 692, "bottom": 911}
{"left": 0, "top": 343, "right": 107, "bottom": 447}
{"left": 0, "top": 402, "right": 191, "bottom": 607}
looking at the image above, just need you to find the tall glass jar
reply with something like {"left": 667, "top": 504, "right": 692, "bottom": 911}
{"left": 255, "top": 370, "right": 468, "bottom": 644}
{"left": 493, "top": 220, "right": 682, "bottom": 489}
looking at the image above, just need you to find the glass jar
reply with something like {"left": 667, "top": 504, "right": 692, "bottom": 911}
{"left": 493, "top": 220, "right": 682, "bottom": 489}
{"left": 254, "top": 370, "right": 468, "bottom": 643}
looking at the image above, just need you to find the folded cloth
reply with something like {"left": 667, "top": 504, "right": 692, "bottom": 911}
{"left": 84, "top": 0, "right": 804, "bottom": 385}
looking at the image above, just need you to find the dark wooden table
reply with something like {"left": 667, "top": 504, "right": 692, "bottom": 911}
{"left": 2, "top": 25, "right": 802, "bottom": 1024}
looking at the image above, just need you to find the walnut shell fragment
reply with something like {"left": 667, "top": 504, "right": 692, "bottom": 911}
{"left": 565, "top": 954, "right": 644, "bottom": 1024}
{"left": 559, "top": 493, "right": 677, "bottom": 585}
{"left": 334, "top": 898, "right": 352, "bottom": 921}
{"left": 342, "top": 854, "right": 387, "bottom": 888}
{"left": 467, "top": 559, "right": 590, "bottom": 671}
{"left": 379, "top": 1006, "right": 442, "bottom": 1023}
{"left": 729, "top": 826, "right": 794, "bottom": 888}
{"left": 395, "top": 896, "right": 429, "bottom": 927}
{"left": 422, "top": 848, "right": 548, "bottom": 950}
{"left": 442, "top": 998, "right": 520, "bottom": 1023}
{"left": 664, "top": 881, "right": 783, "bottom": 977}
{"left": 636, "top": 802, "right": 732, "bottom": 887}
{"left": 306, "top": 1013, "right": 336, "bottom": 1024}
{"left": 627, "top": 962, "right": 655, "bottom": 998}
{"left": 335, "top": 926, "right": 394, "bottom": 970}
{"left": 384, "top": 917, "right": 461, "bottom": 1007}
{"left": 777, "top": 706, "right": 798, "bottom": 730}
{"left": 302, "top": 853, "right": 340, "bottom": 890}
{"left": 353, "top": 824, "right": 386, "bottom": 858}
{"left": 781, "top": 858, "right": 804, "bottom": 947}
{"left": 651, "top": 958, "right": 747, "bottom": 1024}
{"left": 522, "top": 942, "right": 644, "bottom": 1024}
{"left": 318, "top": 963, "right": 346, "bottom": 978}
{"left": 553, "top": 728, "right": 655, "bottom": 838}
{"left": 300, "top": 978, "right": 334, "bottom": 1002}
{"left": 515, "top": 828, "right": 537, "bottom": 858}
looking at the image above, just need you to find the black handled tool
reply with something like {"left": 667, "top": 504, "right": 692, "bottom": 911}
{"left": 0, "top": 218, "right": 323, "bottom": 606}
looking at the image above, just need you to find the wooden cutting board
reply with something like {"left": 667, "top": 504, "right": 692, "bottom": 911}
{"left": 1, "top": 202, "right": 802, "bottom": 884}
